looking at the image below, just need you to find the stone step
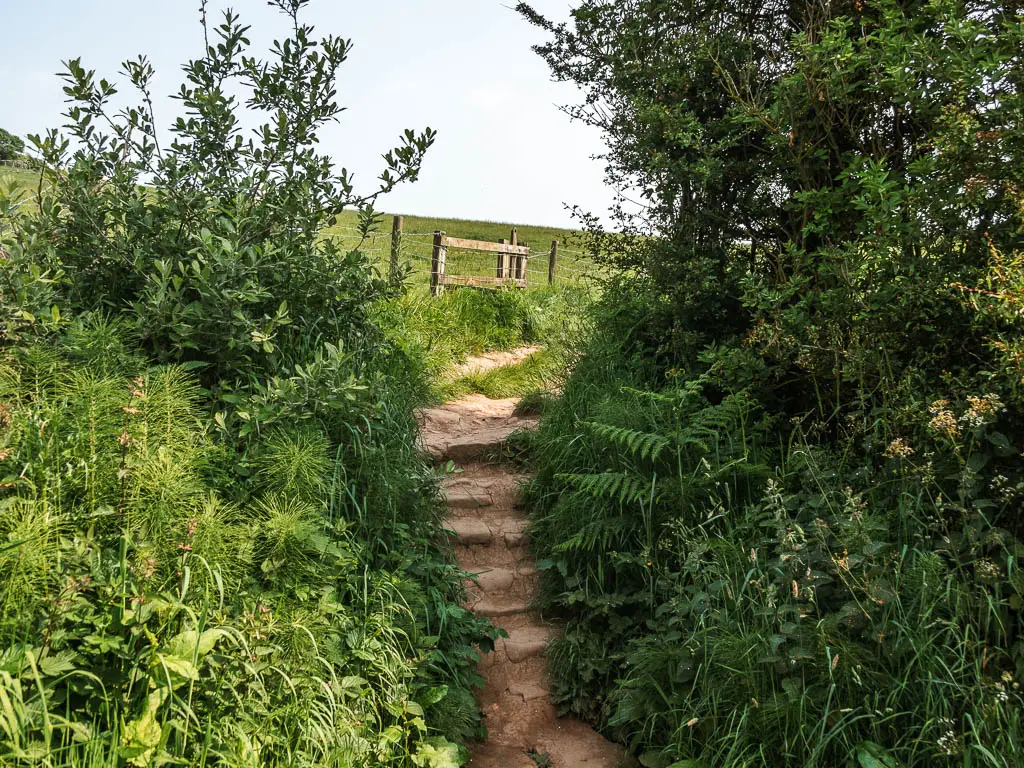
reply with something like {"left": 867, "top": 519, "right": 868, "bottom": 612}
{"left": 454, "top": 544, "right": 531, "bottom": 571}
{"left": 419, "top": 394, "right": 538, "bottom": 462}
{"left": 504, "top": 528, "right": 530, "bottom": 547}
{"left": 480, "top": 691, "right": 558, "bottom": 750}
{"left": 508, "top": 681, "right": 548, "bottom": 701}
{"left": 434, "top": 433, "right": 510, "bottom": 463}
{"left": 443, "top": 487, "right": 494, "bottom": 509}
{"left": 468, "top": 565, "right": 538, "bottom": 596}
{"left": 471, "top": 567, "right": 515, "bottom": 593}
{"left": 502, "top": 625, "right": 553, "bottom": 663}
{"left": 446, "top": 518, "right": 492, "bottom": 546}
{"left": 445, "top": 517, "right": 530, "bottom": 550}
{"left": 472, "top": 597, "right": 530, "bottom": 617}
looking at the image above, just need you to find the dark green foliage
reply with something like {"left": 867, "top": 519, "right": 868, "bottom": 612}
{"left": 520, "top": 1, "right": 1024, "bottom": 765}
{"left": 0, "top": 3, "right": 491, "bottom": 766}
{"left": 525, "top": 296, "right": 1024, "bottom": 766}
{"left": 0, "top": 127, "right": 25, "bottom": 162}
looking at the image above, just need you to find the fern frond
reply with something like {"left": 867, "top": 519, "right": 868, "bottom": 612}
{"left": 584, "top": 422, "right": 673, "bottom": 461}
{"left": 557, "top": 471, "right": 652, "bottom": 505}
{"left": 552, "top": 513, "right": 633, "bottom": 553}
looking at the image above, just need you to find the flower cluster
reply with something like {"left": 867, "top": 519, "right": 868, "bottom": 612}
{"left": 975, "top": 558, "right": 1001, "bottom": 581}
{"left": 928, "top": 400, "right": 961, "bottom": 439}
{"left": 961, "top": 393, "right": 1004, "bottom": 428}
{"left": 937, "top": 718, "right": 962, "bottom": 756}
{"left": 883, "top": 437, "right": 915, "bottom": 459}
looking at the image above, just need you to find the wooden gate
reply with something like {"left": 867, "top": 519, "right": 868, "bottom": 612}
{"left": 429, "top": 230, "right": 530, "bottom": 296}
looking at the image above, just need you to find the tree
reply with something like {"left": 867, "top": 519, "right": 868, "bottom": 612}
{"left": 519, "top": 0, "right": 1024, "bottom": 397}
{"left": 0, "top": 127, "right": 24, "bottom": 161}
{"left": 3, "top": 0, "right": 435, "bottom": 395}
{"left": 517, "top": 3, "right": 1024, "bottom": 764}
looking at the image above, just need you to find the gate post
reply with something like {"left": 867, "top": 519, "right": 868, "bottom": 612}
{"left": 389, "top": 215, "right": 403, "bottom": 283}
{"left": 497, "top": 239, "right": 508, "bottom": 280}
{"left": 430, "top": 231, "right": 447, "bottom": 296}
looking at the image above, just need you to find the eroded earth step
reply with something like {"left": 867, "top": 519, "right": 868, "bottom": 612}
{"left": 466, "top": 743, "right": 538, "bottom": 768}
{"left": 445, "top": 516, "right": 529, "bottom": 547}
{"left": 426, "top": 391, "right": 624, "bottom": 768}
{"left": 472, "top": 596, "right": 531, "bottom": 618}
{"left": 465, "top": 564, "right": 539, "bottom": 601}
{"left": 419, "top": 394, "right": 538, "bottom": 462}
{"left": 443, "top": 487, "right": 494, "bottom": 509}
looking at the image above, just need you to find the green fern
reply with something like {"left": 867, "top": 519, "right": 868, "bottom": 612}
{"left": 584, "top": 422, "right": 674, "bottom": 460}
{"left": 557, "top": 470, "right": 653, "bottom": 505}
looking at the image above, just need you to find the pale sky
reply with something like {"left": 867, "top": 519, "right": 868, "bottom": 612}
{"left": 0, "top": 0, "right": 612, "bottom": 228}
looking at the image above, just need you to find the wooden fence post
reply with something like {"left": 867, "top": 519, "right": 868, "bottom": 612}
{"left": 497, "top": 238, "right": 508, "bottom": 280}
{"left": 510, "top": 227, "right": 524, "bottom": 280}
{"left": 389, "top": 215, "right": 403, "bottom": 283}
{"left": 430, "top": 231, "right": 447, "bottom": 297}
{"left": 548, "top": 240, "right": 558, "bottom": 285}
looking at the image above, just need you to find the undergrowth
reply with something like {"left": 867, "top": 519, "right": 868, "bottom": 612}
{"left": 0, "top": 321, "right": 491, "bottom": 767}
{"left": 519, "top": 1, "right": 1024, "bottom": 764}
{"left": 0, "top": 3, "right": 501, "bottom": 766}
{"left": 523, "top": 289, "right": 1024, "bottom": 767}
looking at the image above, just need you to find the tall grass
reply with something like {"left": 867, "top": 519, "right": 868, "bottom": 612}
{"left": 0, "top": 317, "right": 493, "bottom": 767}
{"left": 375, "top": 284, "right": 594, "bottom": 401}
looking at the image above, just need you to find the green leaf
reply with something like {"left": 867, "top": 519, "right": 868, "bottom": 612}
{"left": 120, "top": 689, "right": 167, "bottom": 766}
{"left": 377, "top": 724, "right": 404, "bottom": 745}
{"left": 164, "top": 628, "right": 227, "bottom": 659}
{"left": 418, "top": 685, "right": 448, "bottom": 705}
{"left": 156, "top": 654, "right": 199, "bottom": 683}
{"left": 38, "top": 650, "right": 79, "bottom": 677}
{"left": 412, "top": 737, "right": 466, "bottom": 768}
{"left": 856, "top": 741, "right": 904, "bottom": 768}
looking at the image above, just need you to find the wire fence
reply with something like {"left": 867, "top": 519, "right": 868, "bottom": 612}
{"left": 324, "top": 224, "right": 605, "bottom": 291}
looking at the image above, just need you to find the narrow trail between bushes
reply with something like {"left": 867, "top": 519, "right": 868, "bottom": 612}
{"left": 419, "top": 351, "right": 624, "bottom": 768}
{"left": 449, "top": 346, "right": 542, "bottom": 380}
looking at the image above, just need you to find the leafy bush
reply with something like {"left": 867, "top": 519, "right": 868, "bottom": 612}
{"left": 0, "top": 3, "right": 493, "bottom": 766}
{"left": 526, "top": 301, "right": 1024, "bottom": 765}
{"left": 5, "top": 1, "right": 433, "bottom": 394}
{"left": 519, "top": 1, "right": 1024, "bottom": 765}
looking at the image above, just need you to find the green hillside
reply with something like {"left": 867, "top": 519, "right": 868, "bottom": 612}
{"left": 327, "top": 211, "right": 597, "bottom": 288}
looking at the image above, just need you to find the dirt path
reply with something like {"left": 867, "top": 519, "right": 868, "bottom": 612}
{"left": 420, "top": 382, "right": 624, "bottom": 768}
{"left": 449, "top": 346, "right": 541, "bottom": 380}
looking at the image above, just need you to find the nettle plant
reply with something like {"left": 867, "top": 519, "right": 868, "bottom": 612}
{"left": 4, "top": 0, "right": 434, "bottom": 393}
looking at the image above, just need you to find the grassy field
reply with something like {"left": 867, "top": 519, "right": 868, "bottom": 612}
{"left": 0, "top": 164, "right": 40, "bottom": 193}
{"left": 327, "top": 211, "right": 600, "bottom": 289}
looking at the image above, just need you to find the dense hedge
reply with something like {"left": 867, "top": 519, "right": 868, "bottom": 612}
{"left": 520, "top": 1, "right": 1024, "bottom": 765}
